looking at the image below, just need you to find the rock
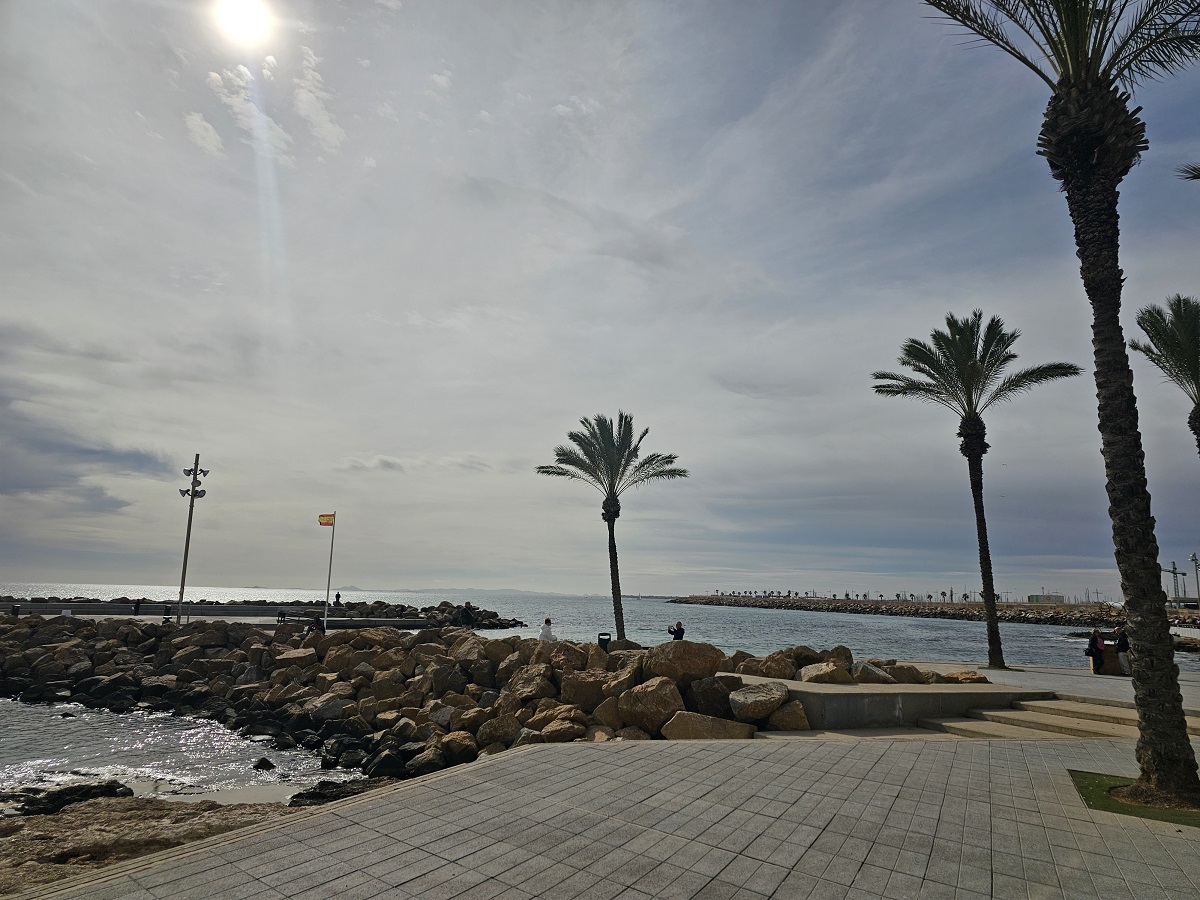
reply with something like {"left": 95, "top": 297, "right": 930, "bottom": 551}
{"left": 592, "top": 696, "right": 623, "bottom": 729}
{"left": 660, "top": 712, "right": 757, "bottom": 740}
{"left": 799, "top": 661, "right": 854, "bottom": 684}
{"left": 942, "top": 670, "right": 990, "bottom": 684}
{"left": 476, "top": 713, "right": 522, "bottom": 747}
{"left": 851, "top": 662, "right": 897, "bottom": 685}
{"left": 643, "top": 641, "right": 726, "bottom": 687}
{"left": 548, "top": 642, "right": 589, "bottom": 673}
{"left": 583, "top": 725, "right": 615, "bottom": 742}
{"left": 617, "top": 677, "right": 684, "bottom": 737}
{"left": 441, "top": 731, "right": 479, "bottom": 765}
{"left": 405, "top": 748, "right": 446, "bottom": 777}
{"left": 728, "top": 681, "right": 790, "bottom": 721}
{"left": 305, "top": 693, "right": 357, "bottom": 721}
{"left": 734, "top": 651, "right": 796, "bottom": 679}
{"left": 273, "top": 648, "right": 317, "bottom": 668}
{"left": 289, "top": 778, "right": 393, "bottom": 806}
{"left": 821, "top": 645, "right": 854, "bottom": 669}
{"left": 882, "top": 664, "right": 926, "bottom": 684}
{"left": 13, "top": 780, "right": 134, "bottom": 816}
{"left": 511, "top": 727, "right": 545, "bottom": 748}
{"left": 767, "top": 701, "right": 810, "bottom": 731}
{"left": 684, "top": 675, "right": 741, "bottom": 719}
{"left": 507, "top": 664, "right": 558, "bottom": 703}
{"left": 560, "top": 670, "right": 610, "bottom": 713}
{"left": 541, "top": 719, "right": 587, "bottom": 743}
{"left": 252, "top": 757, "right": 275, "bottom": 771}
{"left": 615, "top": 726, "right": 650, "bottom": 740}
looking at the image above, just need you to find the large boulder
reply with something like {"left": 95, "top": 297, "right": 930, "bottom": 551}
{"left": 617, "top": 676, "right": 684, "bottom": 737}
{"left": 684, "top": 675, "right": 741, "bottom": 719}
{"left": 799, "top": 661, "right": 854, "bottom": 684}
{"left": 304, "top": 693, "right": 357, "bottom": 721}
{"left": 601, "top": 659, "right": 643, "bottom": 699}
{"left": 476, "top": 713, "right": 522, "bottom": 747}
{"left": 560, "top": 670, "right": 610, "bottom": 713}
{"left": 851, "top": 662, "right": 897, "bottom": 685}
{"left": 728, "top": 681, "right": 790, "bottom": 721}
{"left": 592, "top": 696, "right": 623, "bottom": 729}
{"left": 883, "top": 664, "right": 926, "bottom": 685}
{"left": 821, "top": 645, "right": 854, "bottom": 669}
{"left": 767, "top": 700, "right": 810, "bottom": 731}
{"left": 548, "top": 642, "right": 589, "bottom": 673}
{"left": 942, "top": 670, "right": 989, "bottom": 684}
{"left": 661, "top": 712, "right": 757, "bottom": 740}
{"left": 735, "top": 651, "right": 796, "bottom": 680}
{"left": 507, "top": 664, "right": 557, "bottom": 703}
{"left": 272, "top": 647, "right": 317, "bottom": 668}
{"left": 441, "top": 731, "right": 479, "bottom": 765}
{"left": 643, "top": 641, "right": 726, "bottom": 687}
{"left": 541, "top": 718, "right": 587, "bottom": 743}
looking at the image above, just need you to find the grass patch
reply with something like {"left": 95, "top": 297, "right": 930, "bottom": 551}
{"left": 1069, "top": 770, "right": 1200, "bottom": 828}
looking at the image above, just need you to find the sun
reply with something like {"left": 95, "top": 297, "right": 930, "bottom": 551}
{"left": 213, "top": 0, "right": 276, "bottom": 49}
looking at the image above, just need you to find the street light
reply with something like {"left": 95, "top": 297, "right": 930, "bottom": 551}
{"left": 177, "top": 454, "right": 210, "bottom": 625}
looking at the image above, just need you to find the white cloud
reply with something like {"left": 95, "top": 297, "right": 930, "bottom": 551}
{"left": 376, "top": 102, "right": 398, "bottom": 121}
{"left": 477, "top": 110, "right": 493, "bottom": 124}
{"left": 206, "top": 67, "right": 294, "bottom": 167}
{"left": 362, "top": 156, "right": 377, "bottom": 169}
{"left": 358, "top": 58, "right": 371, "bottom": 68}
{"left": 429, "top": 70, "right": 452, "bottom": 92}
{"left": 293, "top": 46, "right": 346, "bottom": 154}
{"left": 183, "top": 112, "right": 225, "bottom": 157}
{"left": 374, "top": 0, "right": 403, "bottom": 9}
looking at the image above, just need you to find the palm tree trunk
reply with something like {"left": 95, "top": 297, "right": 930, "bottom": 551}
{"left": 606, "top": 516, "right": 626, "bottom": 641}
{"left": 960, "top": 416, "right": 1005, "bottom": 669}
{"left": 1063, "top": 178, "right": 1200, "bottom": 798}
{"left": 1190, "top": 404, "right": 1200, "bottom": 460}
{"left": 964, "top": 452, "right": 1004, "bottom": 668}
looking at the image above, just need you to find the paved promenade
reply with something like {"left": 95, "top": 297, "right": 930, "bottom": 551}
{"left": 16, "top": 663, "right": 1200, "bottom": 900}
{"left": 22, "top": 736, "right": 1200, "bottom": 900}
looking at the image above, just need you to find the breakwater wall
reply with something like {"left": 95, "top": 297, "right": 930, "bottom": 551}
{"left": 669, "top": 595, "right": 1156, "bottom": 628}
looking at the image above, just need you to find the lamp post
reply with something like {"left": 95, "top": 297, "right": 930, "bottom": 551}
{"left": 1191, "top": 554, "right": 1199, "bottom": 604}
{"left": 177, "top": 454, "right": 209, "bottom": 625}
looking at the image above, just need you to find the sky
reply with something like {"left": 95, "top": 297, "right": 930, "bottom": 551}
{"left": 2, "top": 0, "right": 1198, "bottom": 602}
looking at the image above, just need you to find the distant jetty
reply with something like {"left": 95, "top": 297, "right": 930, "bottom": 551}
{"left": 669, "top": 594, "right": 1156, "bottom": 628}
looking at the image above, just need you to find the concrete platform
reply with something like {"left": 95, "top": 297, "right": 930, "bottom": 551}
{"left": 738, "top": 673, "right": 1053, "bottom": 729}
{"left": 20, "top": 738, "right": 1200, "bottom": 900}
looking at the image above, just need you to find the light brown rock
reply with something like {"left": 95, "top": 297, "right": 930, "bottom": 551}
{"left": 507, "top": 663, "right": 557, "bottom": 702}
{"left": 560, "top": 670, "right": 610, "bottom": 713}
{"left": 767, "top": 700, "right": 810, "bottom": 731}
{"left": 660, "top": 711, "right": 757, "bottom": 740}
{"left": 799, "top": 661, "right": 854, "bottom": 684}
{"left": 643, "top": 640, "right": 726, "bottom": 686}
{"left": 617, "top": 676, "right": 684, "bottom": 736}
{"left": 735, "top": 651, "right": 796, "bottom": 680}
{"left": 851, "top": 661, "right": 897, "bottom": 685}
{"left": 942, "top": 670, "right": 990, "bottom": 684}
{"left": 592, "top": 696, "right": 623, "bottom": 729}
{"left": 541, "top": 719, "right": 587, "bottom": 743}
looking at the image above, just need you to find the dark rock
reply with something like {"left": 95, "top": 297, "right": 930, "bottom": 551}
{"left": 253, "top": 757, "right": 276, "bottom": 771}
{"left": 288, "top": 777, "right": 395, "bottom": 807}
{"left": 13, "top": 780, "right": 134, "bottom": 816}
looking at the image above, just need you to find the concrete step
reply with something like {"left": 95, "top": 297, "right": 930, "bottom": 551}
{"left": 917, "top": 717, "right": 1074, "bottom": 739}
{"left": 1018, "top": 699, "right": 1200, "bottom": 736}
{"left": 968, "top": 708, "right": 1139, "bottom": 739}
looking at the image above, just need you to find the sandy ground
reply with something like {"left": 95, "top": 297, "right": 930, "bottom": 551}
{"left": 0, "top": 796, "right": 297, "bottom": 896}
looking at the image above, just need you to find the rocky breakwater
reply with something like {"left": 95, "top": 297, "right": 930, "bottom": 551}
{"left": 0, "top": 613, "right": 988, "bottom": 789}
{"left": 670, "top": 595, "right": 1153, "bottom": 628}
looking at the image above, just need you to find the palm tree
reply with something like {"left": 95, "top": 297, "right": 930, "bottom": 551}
{"left": 924, "top": 0, "right": 1200, "bottom": 802}
{"left": 873, "top": 310, "right": 1082, "bottom": 669}
{"left": 536, "top": 411, "right": 688, "bottom": 642}
{"left": 1131, "top": 294, "right": 1200, "bottom": 457}
{"left": 1179, "top": 163, "right": 1200, "bottom": 180}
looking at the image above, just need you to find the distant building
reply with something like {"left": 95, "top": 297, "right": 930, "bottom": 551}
{"left": 1026, "top": 594, "right": 1065, "bottom": 604}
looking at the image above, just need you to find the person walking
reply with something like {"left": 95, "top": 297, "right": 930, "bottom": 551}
{"left": 667, "top": 621, "right": 686, "bottom": 641}
{"left": 1085, "top": 629, "right": 1105, "bottom": 674}
{"left": 1114, "top": 625, "right": 1131, "bottom": 676}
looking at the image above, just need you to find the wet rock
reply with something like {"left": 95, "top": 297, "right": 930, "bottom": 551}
{"left": 11, "top": 780, "right": 134, "bottom": 816}
{"left": 253, "top": 757, "right": 275, "bottom": 771}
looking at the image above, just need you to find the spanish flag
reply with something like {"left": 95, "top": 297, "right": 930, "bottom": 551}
{"left": 318, "top": 514, "right": 335, "bottom": 526}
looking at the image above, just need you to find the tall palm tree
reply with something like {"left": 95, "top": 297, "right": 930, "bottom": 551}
{"left": 873, "top": 310, "right": 1082, "bottom": 669}
{"left": 925, "top": 0, "right": 1200, "bottom": 802}
{"left": 536, "top": 412, "right": 688, "bottom": 642}
{"left": 1131, "top": 294, "right": 1200, "bottom": 457}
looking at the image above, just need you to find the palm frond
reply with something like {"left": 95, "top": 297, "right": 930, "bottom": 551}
{"left": 1178, "top": 161, "right": 1200, "bottom": 179}
{"left": 925, "top": 1, "right": 1059, "bottom": 87}
{"left": 1131, "top": 294, "right": 1200, "bottom": 403}
{"left": 1109, "top": 1, "right": 1200, "bottom": 85}
{"left": 981, "top": 361, "right": 1086, "bottom": 410}
{"left": 619, "top": 453, "right": 689, "bottom": 493}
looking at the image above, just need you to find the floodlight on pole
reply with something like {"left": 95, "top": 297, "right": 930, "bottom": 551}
{"left": 177, "top": 453, "right": 209, "bottom": 625}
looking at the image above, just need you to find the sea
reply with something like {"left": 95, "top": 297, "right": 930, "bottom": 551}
{"left": 2, "top": 581, "right": 1193, "bottom": 803}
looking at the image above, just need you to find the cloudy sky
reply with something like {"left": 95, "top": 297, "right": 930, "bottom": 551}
{"left": 3, "top": 0, "right": 1198, "bottom": 601}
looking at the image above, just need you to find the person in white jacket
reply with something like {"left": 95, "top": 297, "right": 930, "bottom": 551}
{"left": 538, "top": 617, "right": 556, "bottom": 642}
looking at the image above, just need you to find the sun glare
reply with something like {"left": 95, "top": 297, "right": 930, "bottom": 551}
{"left": 213, "top": 0, "right": 276, "bottom": 49}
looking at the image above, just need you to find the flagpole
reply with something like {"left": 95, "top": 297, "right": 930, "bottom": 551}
{"left": 324, "top": 511, "right": 336, "bottom": 630}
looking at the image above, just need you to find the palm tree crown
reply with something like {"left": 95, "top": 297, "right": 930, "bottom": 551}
{"left": 1131, "top": 294, "right": 1200, "bottom": 405}
{"left": 872, "top": 310, "right": 1083, "bottom": 425}
{"left": 537, "top": 411, "right": 687, "bottom": 643}
{"left": 536, "top": 412, "right": 689, "bottom": 517}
